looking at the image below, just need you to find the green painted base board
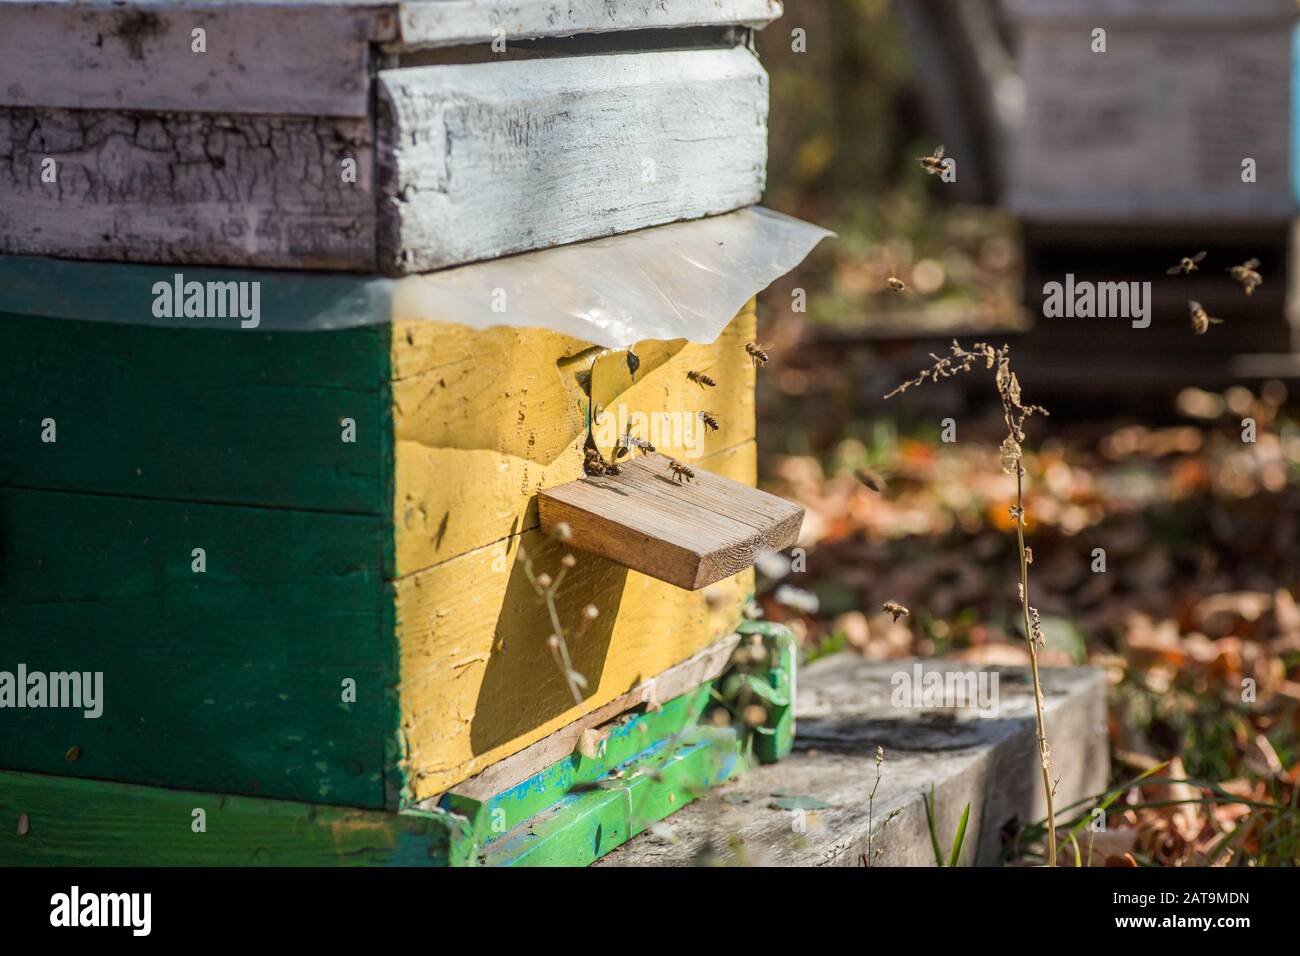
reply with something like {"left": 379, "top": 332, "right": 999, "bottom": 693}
{"left": 0, "top": 624, "right": 795, "bottom": 867}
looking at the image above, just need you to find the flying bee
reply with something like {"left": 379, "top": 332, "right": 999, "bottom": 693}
{"left": 855, "top": 469, "right": 885, "bottom": 493}
{"left": 745, "top": 342, "right": 770, "bottom": 367}
{"left": 686, "top": 370, "right": 716, "bottom": 388}
{"left": 1228, "top": 258, "right": 1262, "bottom": 295}
{"left": 618, "top": 427, "right": 655, "bottom": 458}
{"left": 1188, "top": 300, "right": 1223, "bottom": 335}
{"left": 698, "top": 411, "right": 720, "bottom": 432}
{"left": 917, "top": 144, "right": 946, "bottom": 176}
{"left": 882, "top": 601, "right": 910, "bottom": 622}
{"left": 886, "top": 269, "right": 910, "bottom": 295}
{"left": 667, "top": 459, "right": 696, "bottom": 484}
{"left": 1166, "top": 250, "right": 1207, "bottom": 275}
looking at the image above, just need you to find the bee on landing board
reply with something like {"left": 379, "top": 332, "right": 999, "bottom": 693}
{"left": 745, "top": 342, "right": 770, "bottom": 367}
{"left": 686, "top": 370, "right": 716, "bottom": 388}
{"left": 667, "top": 459, "right": 696, "bottom": 484}
{"left": 1228, "top": 258, "right": 1262, "bottom": 296}
{"left": 917, "top": 145, "right": 946, "bottom": 176}
{"left": 618, "top": 427, "right": 655, "bottom": 458}
{"left": 698, "top": 411, "right": 720, "bottom": 432}
{"left": 1166, "top": 251, "right": 1207, "bottom": 275}
{"left": 584, "top": 446, "right": 620, "bottom": 477}
{"left": 1188, "top": 300, "right": 1223, "bottom": 335}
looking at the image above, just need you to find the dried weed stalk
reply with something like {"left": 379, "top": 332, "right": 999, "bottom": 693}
{"left": 886, "top": 341, "right": 1059, "bottom": 866}
{"left": 517, "top": 522, "right": 600, "bottom": 706}
{"left": 864, "top": 745, "right": 902, "bottom": 867}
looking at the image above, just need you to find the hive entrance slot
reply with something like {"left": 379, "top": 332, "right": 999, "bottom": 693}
{"left": 537, "top": 453, "right": 803, "bottom": 591}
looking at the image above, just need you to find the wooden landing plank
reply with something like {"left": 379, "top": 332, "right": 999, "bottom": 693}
{"left": 375, "top": 46, "right": 767, "bottom": 272}
{"left": 537, "top": 453, "right": 803, "bottom": 590}
{"left": 0, "top": 487, "right": 395, "bottom": 809}
{"left": 0, "top": 315, "right": 390, "bottom": 515}
{"left": 0, "top": 771, "right": 452, "bottom": 867}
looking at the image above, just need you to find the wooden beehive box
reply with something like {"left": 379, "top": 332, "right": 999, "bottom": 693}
{"left": 1008, "top": 0, "right": 1296, "bottom": 225}
{"left": 0, "top": 0, "right": 776, "bottom": 272}
{"left": 0, "top": 285, "right": 770, "bottom": 807}
{"left": 0, "top": 1, "right": 816, "bottom": 854}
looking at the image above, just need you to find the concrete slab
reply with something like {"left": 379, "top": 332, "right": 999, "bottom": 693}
{"left": 597, "top": 655, "right": 1108, "bottom": 866}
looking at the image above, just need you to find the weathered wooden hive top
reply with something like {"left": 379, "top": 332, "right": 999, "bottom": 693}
{"left": 2, "top": 0, "right": 786, "bottom": 115}
{"left": 1, "top": 0, "right": 800, "bottom": 276}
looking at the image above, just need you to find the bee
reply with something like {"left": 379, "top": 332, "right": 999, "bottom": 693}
{"left": 887, "top": 271, "right": 907, "bottom": 294}
{"left": 1166, "top": 250, "right": 1207, "bottom": 275}
{"left": 618, "top": 427, "right": 655, "bottom": 458}
{"left": 626, "top": 349, "right": 641, "bottom": 380}
{"left": 1188, "top": 300, "right": 1223, "bottom": 335}
{"left": 686, "top": 370, "right": 716, "bottom": 388}
{"left": 917, "top": 144, "right": 946, "bottom": 176}
{"left": 855, "top": 469, "right": 884, "bottom": 493}
{"left": 583, "top": 446, "right": 620, "bottom": 477}
{"left": 667, "top": 459, "right": 696, "bottom": 484}
{"left": 745, "top": 342, "right": 770, "bottom": 367}
{"left": 1228, "top": 258, "right": 1262, "bottom": 295}
{"left": 698, "top": 411, "right": 720, "bottom": 432}
{"left": 882, "top": 601, "right": 910, "bottom": 622}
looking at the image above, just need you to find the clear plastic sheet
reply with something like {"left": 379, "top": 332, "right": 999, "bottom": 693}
{"left": 0, "top": 207, "right": 831, "bottom": 344}
{"left": 389, "top": 206, "right": 833, "bottom": 347}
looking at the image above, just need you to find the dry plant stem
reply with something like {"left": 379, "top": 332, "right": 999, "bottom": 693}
{"left": 886, "top": 340, "right": 1057, "bottom": 867}
{"left": 1016, "top": 466, "right": 1056, "bottom": 867}
{"left": 519, "top": 546, "right": 586, "bottom": 706}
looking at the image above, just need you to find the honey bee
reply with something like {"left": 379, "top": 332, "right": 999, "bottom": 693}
{"left": 1228, "top": 258, "right": 1262, "bottom": 295}
{"left": 1166, "top": 250, "right": 1207, "bottom": 275}
{"left": 667, "top": 459, "right": 696, "bottom": 484}
{"left": 584, "top": 446, "right": 620, "bottom": 477}
{"left": 626, "top": 349, "right": 641, "bottom": 380}
{"left": 618, "top": 427, "right": 655, "bottom": 458}
{"left": 887, "top": 271, "right": 907, "bottom": 294}
{"left": 686, "top": 370, "right": 716, "bottom": 388}
{"left": 745, "top": 342, "right": 770, "bottom": 366}
{"left": 698, "top": 411, "right": 720, "bottom": 432}
{"left": 855, "top": 469, "right": 884, "bottom": 493}
{"left": 917, "top": 144, "right": 946, "bottom": 176}
{"left": 882, "top": 601, "right": 910, "bottom": 622}
{"left": 1188, "top": 300, "right": 1223, "bottom": 335}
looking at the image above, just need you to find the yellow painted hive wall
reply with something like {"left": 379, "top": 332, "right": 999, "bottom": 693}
{"left": 391, "top": 301, "right": 759, "bottom": 798}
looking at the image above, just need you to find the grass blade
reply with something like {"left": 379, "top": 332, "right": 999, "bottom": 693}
{"left": 947, "top": 803, "right": 971, "bottom": 867}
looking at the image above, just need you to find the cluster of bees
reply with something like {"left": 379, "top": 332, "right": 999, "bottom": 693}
{"left": 1166, "top": 250, "right": 1263, "bottom": 334}
{"left": 584, "top": 341, "right": 773, "bottom": 485}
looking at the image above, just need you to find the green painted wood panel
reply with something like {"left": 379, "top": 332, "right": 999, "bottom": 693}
{"left": 0, "top": 771, "right": 453, "bottom": 866}
{"left": 0, "top": 315, "right": 389, "bottom": 514}
{"left": 0, "top": 487, "right": 397, "bottom": 808}
{"left": 480, "top": 727, "right": 739, "bottom": 867}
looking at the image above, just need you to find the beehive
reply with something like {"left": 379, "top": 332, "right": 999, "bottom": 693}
{"left": 0, "top": 0, "right": 822, "bottom": 864}
{"left": 1008, "top": 0, "right": 1295, "bottom": 225}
